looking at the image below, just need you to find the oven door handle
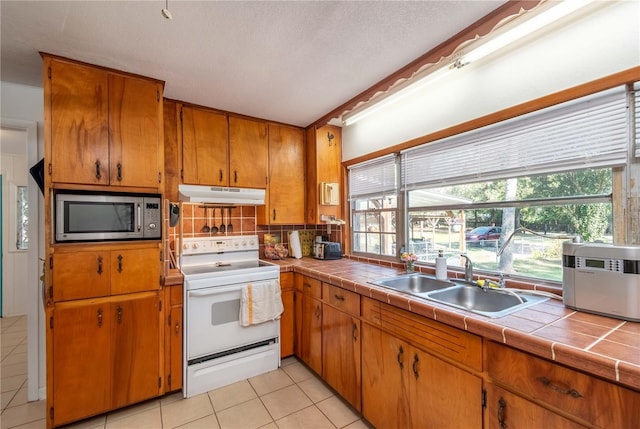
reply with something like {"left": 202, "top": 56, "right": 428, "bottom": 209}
{"left": 188, "top": 289, "right": 234, "bottom": 297}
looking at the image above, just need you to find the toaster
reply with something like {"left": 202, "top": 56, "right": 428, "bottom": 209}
{"left": 313, "top": 241, "right": 342, "bottom": 260}
{"left": 563, "top": 241, "right": 640, "bottom": 321}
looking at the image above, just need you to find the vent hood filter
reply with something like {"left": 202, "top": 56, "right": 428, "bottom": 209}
{"left": 178, "top": 184, "right": 266, "bottom": 205}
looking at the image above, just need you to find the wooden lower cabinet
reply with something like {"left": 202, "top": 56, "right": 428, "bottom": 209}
{"left": 51, "top": 292, "right": 161, "bottom": 427}
{"left": 294, "top": 274, "right": 322, "bottom": 375}
{"left": 322, "top": 304, "right": 361, "bottom": 411}
{"left": 362, "top": 324, "right": 482, "bottom": 429}
{"left": 485, "top": 383, "right": 585, "bottom": 429}
{"left": 280, "top": 273, "right": 294, "bottom": 357}
{"left": 164, "top": 284, "right": 183, "bottom": 393}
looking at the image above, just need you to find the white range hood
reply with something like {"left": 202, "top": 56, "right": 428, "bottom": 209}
{"left": 178, "top": 184, "right": 266, "bottom": 205}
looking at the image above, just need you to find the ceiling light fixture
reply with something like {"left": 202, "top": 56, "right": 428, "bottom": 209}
{"left": 161, "top": 0, "right": 173, "bottom": 19}
{"left": 341, "top": 0, "right": 595, "bottom": 127}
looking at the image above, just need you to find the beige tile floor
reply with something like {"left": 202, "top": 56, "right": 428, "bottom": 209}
{"left": 1, "top": 315, "right": 371, "bottom": 429}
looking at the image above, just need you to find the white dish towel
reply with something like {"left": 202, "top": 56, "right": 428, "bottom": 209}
{"left": 240, "top": 280, "right": 284, "bottom": 327}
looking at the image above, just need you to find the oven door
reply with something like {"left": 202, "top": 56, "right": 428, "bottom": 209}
{"left": 186, "top": 281, "right": 279, "bottom": 361}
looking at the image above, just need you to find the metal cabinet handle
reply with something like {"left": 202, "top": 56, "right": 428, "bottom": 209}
{"left": 175, "top": 322, "right": 180, "bottom": 335}
{"left": 219, "top": 169, "right": 223, "bottom": 182}
{"left": 116, "top": 163, "right": 122, "bottom": 181}
{"left": 352, "top": 322, "right": 358, "bottom": 342}
{"left": 314, "top": 304, "right": 321, "bottom": 319}
{"left": 117, "top": 254, "right": 123, "bottom": 273}
{"left": 334, "top": 294, "right": 345, "bottom": 301}
{"left": 116, "top": 306, "right": 123, "bottom": 324}
{"left": 273, "top": 209, "right": 276, "bottom": 221}
{"left": 97, "top": 308, "right": 103, "bottom": 327}
{"left": 97, "top": 256, "right": 103, "bottom": 274}
{"left": 412, "top": 353, "right": 420, "bottom": 379}
{"left": 397, "top": 345, "right": 404, "bottom": 369}
{"left": 234, "top": 170, "right": 238, "bottom": 183}
{"left": 95, "top": 160, "right": 101, "bottom": 180}
{"left": 304, "top": 283, "right": 312, "bottom": 289}
{"left": 537, "top": 376, "right": 583, "bottom": 398}
{"left": 497, "top": 397, "right": 507, "bottom": 429}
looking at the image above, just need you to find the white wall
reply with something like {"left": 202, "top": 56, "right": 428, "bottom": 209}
{"left": 1, "top": 81, "right": 46, "bottom": 399}
{"left": 343, "top": 1, "right": 640, "bottom": 161}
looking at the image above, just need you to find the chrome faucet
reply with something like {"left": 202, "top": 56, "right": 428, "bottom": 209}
{"left": 460, "top": 254, "right": 473, "bottom": 283}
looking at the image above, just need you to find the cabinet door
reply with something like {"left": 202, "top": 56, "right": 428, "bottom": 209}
{"left": 409, "top": 346, "right": 482, "bottom": 429}
{"left": 110, "top": 247, "right": 160, "bottom": 295}
{"left": 52, "top": 251, "right": 110, "bottom": 301}
{"left": 109, "top": 74, "right": 162, "bottom": 188}
{"left": 361, "top": 325, "right": 410, "bottom": 429}
{"left": 49, "top": 59, "right": 109, "bottom": 185}
{"left": 322, "top": 305, "right": 361, "bottom": 410}
{"left": 294, "top": 291, "right": 303, "bottom": 357}
{"left": 111, "top": 293, "right": 161, "bottom": 408}
{"left": 280, "top": 274, "right": 295, "bottom": 357}
{"left": 485, "top": 384, "right": 586, "bottom": 429}
{"left": 181, "top": 106, "right": 229, "bottom": 186}
{"left": 265, "top": 124, "right": 305, "bottom": 224}
{"left": 168, "top": 305, "right": 183, "bottom": 392}
{"left": 229, "top": 116, "right": 268, "bottom": 188}
{"left": 52, "top": 301, "right": 112, "bottom": 426}
{"left": 300, "top": 295, "right": 322, "bottom": 375}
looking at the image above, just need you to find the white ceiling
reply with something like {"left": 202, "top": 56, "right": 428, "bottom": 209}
{"left": 1, "top": 1, "right": 505, "bottom": 127}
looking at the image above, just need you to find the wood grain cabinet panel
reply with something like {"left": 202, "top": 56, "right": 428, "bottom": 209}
{"left": 110, "top": 247, "right": 160, "bottom": 295}
{"left": 294, "top": 274, "right": 322, "bottom": 375}
{"left": 228, "top": 116, "right": 268, "bottom": 189}
{"left": 163, "top": 284, "right": 183, "bottom": 393}
{"left": 306, "top": 124, "right": 341, "bottom": 224}
{"left": 258, "top": 123, "right": 305, "bottom": 225}
{"left": 485, "top": 383, "right": 586, "bottom": 429}
{"left": 181, "top": 106, "right": 228, "bottom": 186}
{"left": 361, "top": 324, "right": 482, "bottom": 429}
{"left": 52, "top": 251, "right": 111, "bottom": 301}
{"left": 48, "top": 59, "right": 109, "bottom": 185}
{"left": 44, "top": 55, "right": 163, "bottom": 189}
{"left": 487, "top": 342, "right": 640, "bottom": 428}
{"left": 280, "top": 273, "right": 295, "bottom": 358}
{"left": 51, "top": 292, "right": 161, "bottom": 427}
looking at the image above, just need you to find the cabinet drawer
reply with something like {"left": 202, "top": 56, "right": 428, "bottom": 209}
{"left": 362, "top": 297, "right": 482, "bottom": 371}
{"left": 487, "top": 342, "right": 640, "bottom": 428}
{"left": 323, "top": 283, "right": 360, "bottom": 316}
{"left": 295, "top": 275, "right": 322, "bottom": 299}
{"left": 53, "top": 251, "right": 111, "bottom": 301}
{"left": 169, "top": 284, "right": 183, "bottom": 306}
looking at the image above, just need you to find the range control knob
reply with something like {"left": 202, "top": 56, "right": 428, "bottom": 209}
{"left": 192, "top": 243, "right": 199, "bottom": 249}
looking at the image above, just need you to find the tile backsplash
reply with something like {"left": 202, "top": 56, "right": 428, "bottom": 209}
{"left": 167, "top": 202, "right": 342, "bottom": 260}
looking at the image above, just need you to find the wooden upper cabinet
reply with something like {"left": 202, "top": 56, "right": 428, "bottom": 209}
{"left": 108, "top": 74, "right": 163, "bottom": 188}
{"left": 229, "top": 116, "right": 268, "bottom": 188}
{"left": 181, "top": 106, "right": 229, "bottom": 186}
{"left": 258, "top": 124, "right": 305, "bottom": 224}
{"left": 44, "top": 55, "right": 163, "bottom": 190}
{"left": 48, "top": 59, "right": 109, "bottom": 185}
{"left": 306, "top": 124, "right": 342, "bottom": 224}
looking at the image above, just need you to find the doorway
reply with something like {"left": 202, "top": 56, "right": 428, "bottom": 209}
{"left": 0, "top": 119, "right": 41, "bottom": 401}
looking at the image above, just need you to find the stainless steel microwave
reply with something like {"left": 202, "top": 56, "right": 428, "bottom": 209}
{"left": 55, "top": 191, "right": 162, "bottom": 242}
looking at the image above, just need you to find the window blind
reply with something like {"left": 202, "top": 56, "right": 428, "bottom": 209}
{"left": 348, "top": 154, "right": 397, "bottom": 199}
{"left": 634, "top": 82, "right": 640, "bottom": 158}
{"left": 402, "top": 86, "right": 629, "bottom": 189}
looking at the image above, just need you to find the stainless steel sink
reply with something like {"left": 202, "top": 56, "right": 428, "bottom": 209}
{"left": 426, "top": 285, "right": 548, "bottom": 318}
{"left": 370, "top": 274, "right": 548, "bottom": 318}
{"left": 369, "top": 274, "right": 455, "bottom": 294}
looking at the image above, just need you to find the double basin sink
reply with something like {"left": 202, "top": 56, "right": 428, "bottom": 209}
{"left": 370, "top": 273, "right": 548, "bottom": 318}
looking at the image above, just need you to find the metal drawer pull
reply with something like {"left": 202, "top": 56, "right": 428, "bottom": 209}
{"left": 117, "top": 306, "right": 123, "bottom": 324}
{"left": 117, "top": 254, "right": 123, "bottom": 272}
{"left": 497, "top": 397, "right": 507, "bottom": 429}
{"left": 95, "top": 160, "right": 101, "bottom": 179}
{"left": 97, "top": 256, "right": 103, "bottom": 274}
{"left": 412, "top": 353, "right": 420, "bottom": 379}
{"left": 97, "top": 308, "right": 103, "bottom": 327}
{"left": 334, "top": 294, "right": 345, "bottom": 301}
{"left": 116, "top": 163, "right": 122, "bottom": 181}
{"left": 397, "top": 345, "right": 404, "bottom": 369}
{"left": 537, "top": 376, "right": 583, "bottom": 398}
{"left": 175, "top": 322, "right": 180, "bottom": 335}
{"left": 352, "top": 322, "right": 358, "bottom": 342}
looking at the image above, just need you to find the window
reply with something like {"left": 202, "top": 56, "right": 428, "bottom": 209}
{"left": 349, "top": 155, "right": 398, "bottom": 257}
{"left": 349, "top": 85, "right": 631, "bottom": 282}
{"left": 16, "top": 185, "right": 28, "bottom": 250}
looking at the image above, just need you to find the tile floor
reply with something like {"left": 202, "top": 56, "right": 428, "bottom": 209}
{"left": 1, "top": 315, "right": 370, "bottom": 429}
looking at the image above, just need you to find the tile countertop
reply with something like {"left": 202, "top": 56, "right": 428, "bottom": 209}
{"left": 269, "top": 257, "right": 640, "bottom": 392}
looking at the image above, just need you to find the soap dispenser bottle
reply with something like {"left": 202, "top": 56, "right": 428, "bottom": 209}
{"left": 435, "top": 250, "right": 447, "bottom": 280}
